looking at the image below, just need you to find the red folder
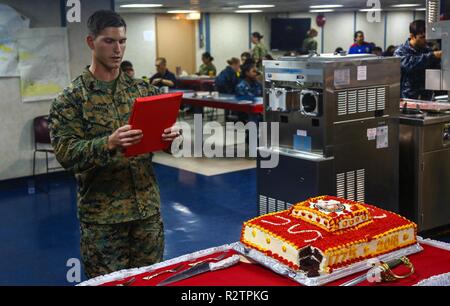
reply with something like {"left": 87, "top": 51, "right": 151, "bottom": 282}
{"left": 124, "top": 92, "right": 182, "bottom": 157}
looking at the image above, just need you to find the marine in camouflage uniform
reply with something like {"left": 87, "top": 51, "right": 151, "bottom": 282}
{"left": 252, "top": 42, "right": 268, "bottom": 72}
{"left": 49, "top": 68, "right": 164, "bottom": 278}
{"left": 198, "top": 63, "right": 217, "bottom": 77}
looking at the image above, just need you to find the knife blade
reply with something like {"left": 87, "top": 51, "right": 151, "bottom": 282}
{"left": 156, "top": 254, "right": 241, "bottom": 286}
{"left": 339, "top": 257, "right": 404, "bottom": 286}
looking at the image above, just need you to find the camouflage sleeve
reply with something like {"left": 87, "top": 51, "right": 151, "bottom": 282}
{"left": 198, "top": 64, "right": 207, "bottom": 75}
{"left": 252, "top": 45, "right": 262, "bottom": 62}
{"left": 48, "top": 89, "right": 113, "bottom": 173}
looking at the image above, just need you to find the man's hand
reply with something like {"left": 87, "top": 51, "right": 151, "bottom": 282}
{"left": 108, "top": 125, "right": 143, "bottom": 151}
{"left": 151, "top": 78, "right": 162, "bottom": 86}
{"left": 434, "top": 51, "right": 442, "bottom": 59}
{"left": 162, "top": 125, "right": 181, "bottom": 142}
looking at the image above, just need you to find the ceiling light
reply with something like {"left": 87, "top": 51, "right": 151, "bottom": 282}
{"left": 186, "top": 12, "right": 201, "bottom": 20}
{"left": 309, "top": 5, "right": 343, "bottom": 9}
{"left": 310, "top": 9, "right": 335, "bottom": 13}
{"left": 120, "top": 4, "right": 163, "bottom": 8}
{"left": 235, "top": 10, "right": 263, "bottom": 13}
{"left": 238, "top": 5, "right": 275, "bottom": 9}
{"left": 167, "top": 10, "right": 198, "bottom": 14}
{"left": 415, "top": 8, "right": 426, "bottom": 11}
{"left": 391, "top": 4, "right": 421, "bottom": 8}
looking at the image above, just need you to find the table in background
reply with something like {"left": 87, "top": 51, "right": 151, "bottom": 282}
{"left": 177, "top": 77, "right": 216, "bottom": 92}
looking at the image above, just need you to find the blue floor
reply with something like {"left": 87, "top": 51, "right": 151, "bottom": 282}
{"left": 0, "top": 165, "right": 257, "bottom": 285}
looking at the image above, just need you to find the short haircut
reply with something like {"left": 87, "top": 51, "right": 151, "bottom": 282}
{"left": 241, "top": 52, "right": 252, "bottom": 59}
{"left": 156, "top": 57, "right": 167, "bottom": 65}
{"left": 252, "top": 32, "right": 263, "bottom": 40}
{"left": 120, "top": 60, "right": 133, "bottom": 71}
{"left": 354, "top": 31, "right": 364, "bottom": 40}
{"left": 410, "top": 20, "right": 426, "bottom": 36}
{"left": 308, "top": 29, "right": 318, "bottom": 36}
{"left": 87, "top": 10, "right": 126, "bottom": 38}
{"left": 202, "top": 52, "right": 214, "bottom": 61}
{"left": 241, "top": 62, "right": 256, "bottom": 76}
{"left": 227, "top": 57, "right": 240, "bottom": 65}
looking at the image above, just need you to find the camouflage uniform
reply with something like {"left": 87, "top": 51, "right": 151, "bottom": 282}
{"left": 252, "top": 42, "right": 268, "bottom": 71}
{"left": 48, "top": 68, "right": 164, "bottom": 279}
{"left": 198, "top": 63, "right": 217, "bottom": 76}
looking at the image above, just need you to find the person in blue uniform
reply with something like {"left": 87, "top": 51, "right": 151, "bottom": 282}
{"left": 149, "top": 57, "right": 177, "bottom": 88}
{"left": 349, "top": 31, "right": 373, "bottom": 54}
{"left": 215, "top": 57, "right": 241, "bottom": 94}
{"left": 394, "top": 20, "right": 442, "bottom": 100}
{"left": 235, "top": 62, "right": 262, "bottom": 101}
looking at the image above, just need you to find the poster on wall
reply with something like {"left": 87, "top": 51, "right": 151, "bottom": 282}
{"left": 0, "top": 4, "right": 30, "bottom": 77}
{"left": 16, "top": 27, "right": 70, "bottom": 103}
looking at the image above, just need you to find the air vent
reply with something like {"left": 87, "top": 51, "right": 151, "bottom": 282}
{"left": 259, "top": 195, "right": 267, "bottom": 215}
{"left": 259, "top": 195, "right": 291, "bottom": 215}
{"left": 337, "top": 86, "right": 386, "bottom": 116}
{"left": 358, "top": 89, "right": 367, "bottom": 113}
{"left": 346, "top": 171, "right": 355, "bottom": 200}
{"left": 336, "top": 173, "right": 345, "bottom": 198}
{"left": 427, "top": 0, "right": 440, "bottom": 24}
{"left": 268, "top": 197, "right": 276, "bottom": 213}
{"left": 377, "top": 87, "right": 386, "bottom": 110}
{"left": 348, "top": 90, "right": 357, "bottom": 114}
{"left": 356, "top": 169, "right": 365, "bottom": 203}
{"left": 337, "top": 91, "right": 347, "bottom": 115}
{"left": 336, "top": 169, "right": 366, "bottom": 202}
{"left": 367, "top": 88, "right": 377, "bottom": 111}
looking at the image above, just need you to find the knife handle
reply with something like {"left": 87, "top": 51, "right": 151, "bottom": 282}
{"left": 210, "top": 255, "right": 240, "bottom": 271}
{"left": 384, "top": 258, "right": 403, "bottom": 270}
{"left": 380, "top": 257, "right": 415, "bottom": 282}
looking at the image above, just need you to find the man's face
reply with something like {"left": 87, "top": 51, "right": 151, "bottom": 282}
{"left": 155, "top": 60, "right": 166, "bottom": 74}
{"left": 247, "top": 67, "right": 258, "bottom": 80}
{"left": 124, "top": 67, "right": 135, "bottom": 78}
{"left": 88, "top": 27, "right": 127, "bottom": 70}
{"left": 356, "top": 32, "right": 364, "bottom": 44}
{"left": 411, "top": 33, "right": 427, "bottom": 48}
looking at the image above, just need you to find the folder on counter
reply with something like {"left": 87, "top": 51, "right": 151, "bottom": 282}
{"left": 124, "top": 92, "right": 182, "bottom": 157}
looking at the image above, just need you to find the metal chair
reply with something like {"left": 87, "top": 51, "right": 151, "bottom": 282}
{"left": 32, "top": 115, "right": 62, "bottom": 176}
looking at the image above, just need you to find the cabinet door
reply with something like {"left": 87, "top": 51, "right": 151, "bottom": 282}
{"left": 421, "top": 149, "right": 450, "bottom": 230}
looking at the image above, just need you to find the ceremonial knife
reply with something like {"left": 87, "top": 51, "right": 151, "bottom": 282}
{"left": 156, "top": 255, "right": 241, "bottom": 286}
{"left": 339, "top": 257, "right": 405, "bottom": 286}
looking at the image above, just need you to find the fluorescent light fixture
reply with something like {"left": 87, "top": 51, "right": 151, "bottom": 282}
{"left": 235, "top": 10, "right": 263, "bottom": 13}
{"left": 167, "top": 10, "right": 198, "bottom": 14}
{"left": 120, "top": 4, "right": 163, "bottom": 8}
{"left": 310, "top": 5, "right": 343, "bottom": 9}
{"left": 391, "top": 4, "right": 421, "bottom": 8}
{"left": 186, "top": 12, "right": 201, "bottom": 20}
{"left": 415, "top": 8, "right": 426, "bottom": 11}
{"left": 310, "top": 9, "right": 335, "bottom": 13}
{"left": 238, "top": 5, "right": 275, "bottom": 9}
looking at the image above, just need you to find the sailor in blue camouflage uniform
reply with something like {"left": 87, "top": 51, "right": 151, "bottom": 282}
{"left": 235, "top": 62, "right": 262, "bottom": 102}
{"left": 394, "top": 20, "right": 442, "bottom": 100}
{"left": 48, "top": 10, "right": 180, "bottom": 279}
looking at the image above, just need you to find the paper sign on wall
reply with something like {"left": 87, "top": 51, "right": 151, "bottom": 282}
{"left": 357, "top": 66, "right": 367, "bottom": 81}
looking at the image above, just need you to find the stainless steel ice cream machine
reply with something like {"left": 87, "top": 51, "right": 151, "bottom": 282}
{"left": 257, "top": 54, "right": 401, "bottom": 215}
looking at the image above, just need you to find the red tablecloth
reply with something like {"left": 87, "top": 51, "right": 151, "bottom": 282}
{"left": 97, "top": 243, "right": 450, "bottom": 286}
